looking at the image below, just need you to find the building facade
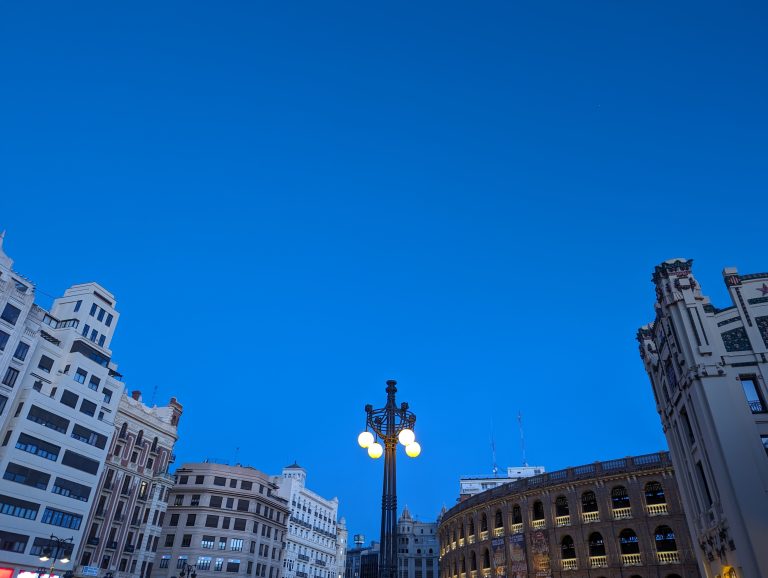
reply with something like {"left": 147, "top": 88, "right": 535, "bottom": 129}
{"left": 439, "top": 452, "right": 699, "bottom": 578}
{"left": 0, "top": 234, "right": 125, "bottom": 578}
{"left": 344, "top": 541, "right": 378, "bottom": 578}
{"left": 459, "top": 467, "right": 545, "bottom": 501}
{"left": 275, "top": 464, "right": 339, "bottom": 578}
{"left": 335, "top": 519, "right": 347, "bottom": 578}
{"left": 638, "top": 259, "right": 768, "bottom": 578}
{"left": 76, "top": 389, "right": 182, "bottom": 578}
{"left": 396, "top": 507, "right": 438, "bottom": 578}
{"left": 156, "top": 463, "right": 289, "bottom": 578}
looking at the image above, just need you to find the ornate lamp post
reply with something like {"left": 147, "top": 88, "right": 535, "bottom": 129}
{"left": 358, "top": 380, "right": 421, "bottom": 578}
{"left": 38, "top": 535, "right": 73, "bottom": 578}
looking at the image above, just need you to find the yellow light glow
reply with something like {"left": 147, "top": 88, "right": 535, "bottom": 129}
{"left": 405, "top": 442, "right": 421, "bottom": 457}
{"left": 398, "top": 428, "right": 415, "bottom": 446}
{"left": 61, "top": 557, "right": 70, "bottom": 564}
{"left": 39, "top": 556, "right": 50, "bottom": 562}
{"left": 368, "top": 442, "right": 383, "bottom": 458}
{"left": 358, "top": 431, "right": 374, "bottom": 448}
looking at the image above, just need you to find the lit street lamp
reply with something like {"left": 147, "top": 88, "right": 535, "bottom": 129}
{"left": 38, "top": 535, "right": 74, "bottom": 578}
{"left": 358, "top": 380, "right": 421, "bottom": 578}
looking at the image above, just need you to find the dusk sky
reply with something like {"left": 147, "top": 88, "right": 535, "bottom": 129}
{"left": 1, "top": 1, "right": 767, "bottom": 541}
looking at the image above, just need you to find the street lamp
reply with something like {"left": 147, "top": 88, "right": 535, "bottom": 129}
{"left": 358, "top": 380, "right": 420, "bottom": 578}
{"left": 179, "top": 562, "right": 198, "bottom": 578}
{"left": 38, "top": 535, "right": 74, "bottom": 578}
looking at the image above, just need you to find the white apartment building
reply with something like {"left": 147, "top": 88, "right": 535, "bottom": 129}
{"left": 0, "top": 234, "right": 125, "bottom": 578}
{"left": 275, "top": 464, "right": 339, "bottom": 578}
{"left": 638, "top": 259, "right": 768, "bottom": 578}
{"left": 77, "top": 390, "right": 182, "bottom": 578}
{"left": 458, "top": 465, "right": 544, "bottom": 500}
{"left": 395, "top": 508, "right": 437, "bottom": 578}
{"left": 334, "top": 518, "right": 346, "bottom": 578}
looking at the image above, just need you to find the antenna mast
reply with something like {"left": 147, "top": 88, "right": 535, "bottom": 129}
{"left": 491, "top": 431, "right": 498, "bottom": 477}
{"left": 518, "top": 412, "right": 528, "bottom": 467}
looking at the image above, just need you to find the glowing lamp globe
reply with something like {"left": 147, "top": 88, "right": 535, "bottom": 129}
{"left": 405, "top": 442, "right": 421, "bottom": 458}
{"left": 398, "top": 428, "right": 415, "bottom": 446}
{"left": 367, "top": 442, "right": 384, "bottom": 459}
{"left": 358, "top": 431, "right": 374, "bottom": 448}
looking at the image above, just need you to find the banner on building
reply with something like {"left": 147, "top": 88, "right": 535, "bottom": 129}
{"left": 491, "top": 538, "right": 506, "bottom": 578}
{"left": 529, "top": 530, "right": 551, "bottom": 578}
{"left": 508, "top": 533, "right": 527, "bottom": 578}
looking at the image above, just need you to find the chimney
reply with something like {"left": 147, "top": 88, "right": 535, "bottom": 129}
{"left": 131, "top": 390, "right": 141, "bottom": 401}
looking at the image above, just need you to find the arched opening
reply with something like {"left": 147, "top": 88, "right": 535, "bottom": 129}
{"left": 119, "top": 422, "right": 127, "bottom": 439}
{"left": 136, "top": 429, "right": 144, "bottom": 446}
{"left": 611, "top": 486, "right": 631, "bottom": 509}
{"left": 460, "top": 557, "right": 465, "bottom": 573}
{"left": 511, "top": 504, "right": 522, "bottom": 525}
{"left": 532, "top": 501, "right": 545, "bottom": 521}
{"left": 555, "top": 496, "right": 570, "bottom": 517}
{"left": 151, "top": 436, "right": 158, "bottom": 452}
{"left": 460, "top": 524, "right": 464, "bottom": 539}
{"left": 480, "top": 513, "right": 488, "bottom": 532}
{"left": 581, "top": 491, "right": 598, "bottom": 513}
{"left": 482, "top": 549, "right": 490, "bottom": 569}
{"left": 654, "top": 526, "right": 677, "bottom": 552}
{"left": 618, "top": 529, "right": 640, "bottom": 555}
{"left": 494, "top": 509, "right": 502, "bottom": 529}
{"left": 645, "top": 482, "right": 666, "bottom": 505}
{"left": 469, "top": 519, "right": 475, "bottom": 536}
{"left": 588, "top": 532, "right": 605, "bottom": 557}
{"left": 561, "top": 536, "right": 576, "bottom": 560}
{"left": 470, "top": 552, "right": 477, "bottom": 571}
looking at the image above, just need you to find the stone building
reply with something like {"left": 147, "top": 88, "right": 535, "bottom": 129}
{"left": 396, "top": 507, "right": 438, "bottom": 578}
{"left": 638, "top": 259, "right": 768, "bottom": 578}
{"left": 438, "top": 452, "right": 699, "bottom": 578}
{"left": 275, "top": 463, "right": 340, "bottom": 578}
{"left": 156, "top": 463, "right": 289, "bottom": 578}
{"left": 76, "top": 390, "right": 182, "bottom": 578}
{"left": 0, "top": 234, "right": 125, "bottom": 578}
{"left": 335, "top": 518, "right": 347, "bottom": 578}
{"left": 344, "top": 541, "right": 378, "bottom": 578}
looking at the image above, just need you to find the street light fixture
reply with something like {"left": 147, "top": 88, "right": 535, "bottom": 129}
{"left": 38, "top": 535, "right": 74, "bottom": 578}
{"left": 358, "top": 380, "right": 420, "bottom": 578}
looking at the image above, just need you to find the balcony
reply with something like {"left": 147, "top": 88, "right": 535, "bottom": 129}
{"left": 298, "top": 554, "right": 310, "bottom": 562}
{"left": 479, "top": 531, "right": 489, "bottom": 541}
{"left": 555, "top": 515, "right": 570, "bottom": 527}
{"left": 531, "top": 519, "right": 545, "bottom": 530}
{"left": 510, "top": 523, "right": 522, "bottom": 534}
{"left": 492, "top": 528, "right": 504, "bottom": 538}
{"left": 589, "top": 556, "right": 607, "bottom": 568}
{"left": 581, "top": 511, "right": 599, "bottom": 523}
{"left": 315, "top": 560, "right": 326, "bottom": 567}
{"left": 561, "top": 559, "right": 577, "bottom": 571}
{"left": 612, "top": 508, "right": 632, "bottom": 520}
{"left": 621, "top": 554, "right": 642, "bottom": 566}
{"left": 467, "top": 536, "right": 476, "bottom": 545}
{"left": 646, "top": 503, "right": 668, "bottom": 516}
{"left": 657, "top": 551, "right": 680, "bottom": 564}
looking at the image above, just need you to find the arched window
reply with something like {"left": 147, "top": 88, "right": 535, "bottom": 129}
{"left": 480, "top": 513, "right": 488, "bottom": 532}
{"left": 494, "top": 509, "right": 503, "bottom": 529}
{"left": 654, "top": 526, "right": 676, "bottom": 552}
{"left": 136, "top": 429, "right": 144, "bottom": 446}
{"left": 581, "top": 491, "right": 598, "bottom": 513}
{"left": 151, "top": 436, "right": 158, "bottom": 452}
{"left": 470, "top": 552, "right": 477, "bottom": 571}
{"left": 618, "top": 529, "right": 640, "bottom": 555}
{"left": 532, "top": 501, "right": 545, "bottom": 521}
{"left": 453, "top": 561, "right": 458, "bottom": 576}
{"left": 555, "top": 496, "right": 570, "bottom": 517}
{"left": 511, "top": 504, "right": 522, "bottom": 524}
{"left": 645, "top": 482, "right": 666, "bottom": 505}
{"left": 119, "top": 422, "right": 127, "bottom": 439}
{"left": 588, "top": 532, "right": 605, "bottom": 557}
{"left": 460, "top": 557, "right": 465, "bottom": 573}
{"left": 482, "top": 549, "right": 490, "bottom": 569}
{"left": 561, "top": 536, "right": 576, "bottom": 560}
{"left": 460, "top": 524, "right": 464, "bottom": 539}
{"left": 452, "top": 528, "right": 457, "bottom": 542}
{"left": 611, "top": 486, "right": 631, "bottom": 509}
{"left": 469, "top": 519, "right": 475, "bottom": 536}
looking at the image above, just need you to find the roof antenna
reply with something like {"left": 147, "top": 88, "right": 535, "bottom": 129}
{"left": 234, "top": 446, "right": 240, "bottom": 465}
{"left": 491, "top": 420, "right": 498, "bottom": 476}
{"left": 518, "top": 412, "right": 528, "bottom": 467}
{"left": 149, "top": 385, "right": 158, "bottom": 406}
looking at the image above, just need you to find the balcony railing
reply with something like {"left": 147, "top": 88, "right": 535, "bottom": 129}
{"left": 748, "top": 399, "right": 766, "bottom": 413}
{"left": 531, "top": 519, "right": 545, "bottom": 529}
{"left": 621, "top": 553, "right": 642, "bottom": 566}
{"left": 647, "top": 503, "right": 668, "bottom": 516}
{"left": 458, "top": 538, "right": 465, "bottom": 547}
{"left": 657, "top": 551, "right": 680, "bottom": 564}
{"left": 510, "top": 523, "right": 522, "bottom": 534}
{"left": 298, "top": 554, "right": 310, "bottom": 562}
{"left": 612, "top": 507, "right": 632, "bottom": 520}
{"left": 492, "top": 528, "right": 504, "bottom": 537}
{"left": 479, "top": 531, "right": 489, "bottom": 541}
{"left": 450, "top": 543, "right": 456, "bottom": 551}
{"left": 469, "top": 571, "right": 477, "bottom": 578}
{"left": 467, "top": 536, "right": 476, "bottom": 545}
{"left": 581, "top": 511, "right": 599, "bottom": 523}
{"left": 561, "top": 559, "right": 577, "bottom": 571}
{"left": 589, "top": 556, "right": 607, "bottom": 568}
{"left": 555, "top": 515, "right": 570, "bottom": 527}
{"left": 481, "top": 569, "right": 491, "bottom": 578}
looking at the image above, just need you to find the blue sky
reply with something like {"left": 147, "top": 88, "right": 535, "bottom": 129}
{"left": 1, "top": 1, "right": 767, "bottom": 541}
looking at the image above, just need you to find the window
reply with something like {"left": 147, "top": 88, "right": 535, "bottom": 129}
{"left": 52, "top": 477, "right": 91, "bottom": 502}
{"left": 654, "top": 525, "right": 677, "bottom": 552}
{"left": 762, "top": 435, "right": 768, "bottom": 457}
{"left": 16, "top": 432, "right": 60, "bottom": 460}
{"left": 80, "top": 399, "right": 97, "bottom": 417}
{"left": 210, "top": 496, "right": 223, "bottom": 508}
{"left": 4, "top": 462, "right": 50, "bottom": 489}
{"left": 560, "top": 536, "right": 576, "bottom": 560}
{"left": 74, "top": 368, "right": 87, "bottom": 384}
{"left": 98, "top": 335, "right": 106, "bottom": 347}
{"left": 234, "top": 518, "right": 246, "bottom": 531}
{"left": 242, "top": 481, "right": 252, "bottom": 490}
{"left": 13, "top": 341, "right": 29, "bottom": 361}
{"left": 90, "top": 329, "right": 98, "bottom": 342}
{"left": 191, "top": 495, "right": 201, "bottom": 506}
{"left": 532, "top": 501, "right": 544, "bottom": 521}
{"left": 0, "top": 330, "right": 9, "bottom": 350}
{"left": 88, "top": 375, "right": 100, "bottom": 391}
{"left": 42, "top": 507, "right": 83, "bottom": 530}
{"left": 555, "top": 496, "right": 569, "bottom": 517}
{"left": 27, "top": 405, "right": 70, "bottom": 433}
{"left": 81, "top": 323, "right": 90, "bottom": 337}
{"left": 198, "top": 557, "right": 213, "bottom": 571}
{"left": 618, "top": 529, "right": 640, "bottom": 555}
{"left": 611, "top": 486, "right": 631, "bottom": 509}
{"left": 226, "top": 560, "right": 241, "bottom": 573}
{"left": 159, "top": 556, "right": 170, "bottom": 569}
{"left": 71, "top": 424, "right": 107, "bottom": 449}
{"left": 97, "top": 308, "right": 105, "bottom": 322}
{"left": 177, "top": 556, "right": 189, "bottom": 570}
{"left": 237, "top": 499, "right": 249, "bottom": 512}
{"left": 0, "top": 530, "right": 28, "bottom": 553}
{"left": 214, "top": 476, "right": 226, "bottom": 486}
{"left": 226, "top": 497, "right": 234, "bottom": 509}
{"left": 222, "top": 517, "right": 230, "bottom": 529}
{"left": 588, "top": 532, "right": 605, "bottom": 557}
{"left": 59, "top": 390, "right": 78, "bottom": 409}
{"left": 187, "top": 514, "right": 197, "bottom": 526}
{"left": 182, "top": 534, "right": 192, "bottom": 547}
{"left": 170, "top": 513, "right": 180, "bottom": 526}
{"left": 74, "top": 300, "right": 82, "bottom": 312}
{"left": 2, "top": 367, "right": 19, "bottom": 387}
{"left": 106, "top": 313, "right": 114, "bottom": 327}
{"left": 0, "top": 494, "right": 39, "bottom": 520}
{"left": 62, "top": 450, "right": 100, "bottom": 475}
{"left": 165, "top": 534, "right": 175, "bottom": 547}
{"left": 219, "top": 538, "right": 227, "bottom": 550}
{"left": 206, "top": 515, "right": 220, "bottom": 528}
{"left": 202, "top": 536, "right": 215, "bottom": 549}
{"left": 740, "top": 376, "right": 767, "bottom": 413}
{"left": 1, "top": 304, "right": 21, "bottom": 325}
{"left": 215, "top": 558, "right": 224, "bottom": 572}
{"left": 102, "top": 388, "right": 112, "bottom": 403}
{"left": 90, "top": 304, "right": 97, "bottom": 316}
{"left": 581, "top": 491, "right": 598, "bottom": 513}
{"left": 231, "top": 539, "right": 243, "bottom": 551}
{"left": 644, "top": 482, "right": 666, "bottom": 505}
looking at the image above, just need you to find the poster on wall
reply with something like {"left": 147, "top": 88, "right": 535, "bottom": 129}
{"left": 491, "top": 537, "right": 506, "bottom": 578}
{"left": 529, "top": 530, "right": 551, "bottom": 578}
{"left": 508, "top": 533, "right": 527, "bottom": 578}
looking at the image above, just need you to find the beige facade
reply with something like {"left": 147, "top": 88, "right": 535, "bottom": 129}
{"left": 156, "top": 463, "right": 289, "bottom": 578}
{"left": 76, "top": 390, "right": 182, "bottom": 578}
{"left": 396, "top": 507, "right": 438, "bottom": 578}
{"left": 638, "top": 259, "right": 768, "bottom": 578}
{"left": 438, "top": 452, "right": 699, "bottom": 578}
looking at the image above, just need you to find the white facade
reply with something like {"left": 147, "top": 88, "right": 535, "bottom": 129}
{"left": 638, "top": 259, "right": 768, "bottom": 578}
{"left": 275, "top": 464, "right": 339, "bottom": 578}
{"left": 458, "top": 466, "right": 544, "bottom": 500}
{"left": 396, "top": 507, "right": 438, "bottom": 578}
{"left": 334, "top": 518, "right": 347, "bottom": 578}
{"left": 0, "top": 234, "right": 125, "bottom": 577}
